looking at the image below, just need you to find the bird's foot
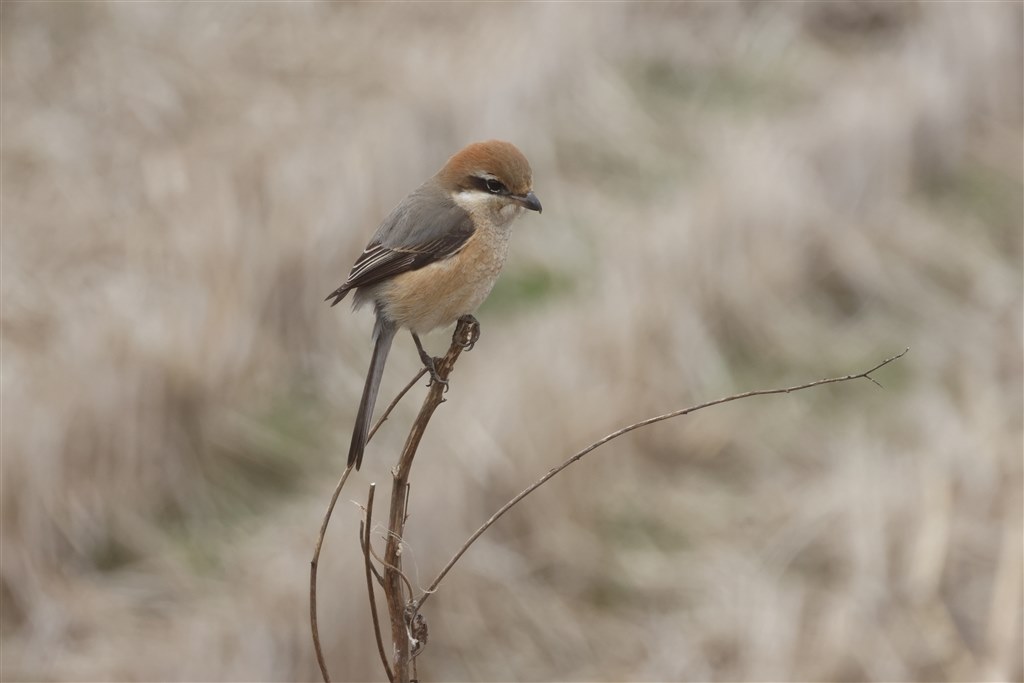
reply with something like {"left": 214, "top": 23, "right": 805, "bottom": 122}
{"left": 417, "top": 349, "right": 449, "bottom": 391}
{"left": 412, "top": 332, "right": 449, "bottom": 390}
{"left": 457, "top": 315, "right": 481, "bottom": 351}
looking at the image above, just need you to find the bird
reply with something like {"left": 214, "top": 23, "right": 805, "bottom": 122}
{"left": 326, "top": 140, "right": 542, "bottom": 470}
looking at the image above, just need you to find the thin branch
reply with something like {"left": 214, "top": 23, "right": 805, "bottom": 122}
{"left": 310, "top": 463, "right": 353, "bottom": 683}
{"left": 369, "top": 529, "right": 417, "bottom": 600}
{"left": 415, "top": 347, "right": 909, "bottom": 609}
{"left": 367, "top": 536, "right": 386, "bottom": 587}
{"left": 361, "top": 485, "right": 393, "bottom": 683}
{"left": 369, "top": 368, "right": 428, "bottom": 442}
{"left": 309, "top": 366, "right": 427, "bottom": 682}
{"left": 383, "top": 317, "right": 479, "bottom": 683}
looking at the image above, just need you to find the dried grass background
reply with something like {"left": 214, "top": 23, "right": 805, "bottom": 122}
{"left": 2, "top": 2, "right": 1022, "bottom": 681}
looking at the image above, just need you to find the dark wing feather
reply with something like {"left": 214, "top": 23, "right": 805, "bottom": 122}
{"left": 326, "top": 184, "right": 474, "bottom": 306}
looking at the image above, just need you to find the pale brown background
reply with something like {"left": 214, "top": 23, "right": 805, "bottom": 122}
{"left": 2, "top": 2, "right": 1022, "bottom": 681}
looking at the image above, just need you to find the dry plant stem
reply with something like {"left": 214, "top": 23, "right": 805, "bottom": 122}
{"left": 361, "top": 484, "right": 394, "bottom": 683}
{"left": 415, "top": 347, "right": 910, "bottom": 609}
{"left": 384, "top": 318, "right": 478, "bottom": 683}
{"left": 310, "top": 367, "right": 428, "bottom": 683}
{"left": 369, "top": 369, "right": 429, "bottom": 443}
{"left": 310, "top": 462, "right": 352, "bottom": 683}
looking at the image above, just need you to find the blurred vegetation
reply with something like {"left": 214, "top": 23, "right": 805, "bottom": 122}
{"left": 2, "top": 2, "right": 1021, "bottom": 681}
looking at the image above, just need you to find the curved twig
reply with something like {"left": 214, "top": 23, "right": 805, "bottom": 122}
{"left": 415, "top": 347, "right": 910, "bottom": 609}
{"left": 368, "top": 528, "right": 417, "bottom": 601}
{"left": 361, "top": 485, "right": 393, "bottom": 682}
{"left": 369, "top": 369, "right": 429, "bottom": 443}
{"left": 310, "top": 366, "right": 428, "bottom": 682}
{"left": 310, "top": 463, "right": 352, "bottom": 683}
{"left": 382, "top": 317, "right": 479, "bottom": 682}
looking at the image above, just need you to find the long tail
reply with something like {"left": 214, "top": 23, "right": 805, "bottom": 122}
{"left": 348, "top": 317, "right": 397, "bottom": 470}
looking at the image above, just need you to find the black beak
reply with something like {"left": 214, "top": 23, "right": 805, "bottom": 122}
{"left": 516, "top": 191, "right": 542, "bottom": 213}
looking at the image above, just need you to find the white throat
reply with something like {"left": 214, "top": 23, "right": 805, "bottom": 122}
{"left": 452, "top": 190, "right": 523, "bottom": 229}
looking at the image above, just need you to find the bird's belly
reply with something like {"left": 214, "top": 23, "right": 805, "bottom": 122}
{"left": 378, "top": 229, "right": 510, "bottom": 334}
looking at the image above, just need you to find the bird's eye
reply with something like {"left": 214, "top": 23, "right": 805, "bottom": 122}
{"left": 485, "top": 178, "right": 506, "bottom": 194}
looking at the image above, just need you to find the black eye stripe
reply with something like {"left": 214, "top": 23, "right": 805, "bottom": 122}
{"left": 471, "top": 176, "right": 508, "bottom": 195}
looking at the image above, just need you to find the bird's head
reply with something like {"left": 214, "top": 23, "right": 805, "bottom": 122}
{"left": 436, "top": 140, "right": 542, "bottom": 222}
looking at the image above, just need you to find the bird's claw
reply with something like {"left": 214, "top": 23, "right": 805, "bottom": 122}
{"left": 431, "top": 367, "right": 450, "bottom": 392}
{"left": 412, "top": 333, "right": 449, "bottom": 391}
{"left": 457, "top": 315, "right": 481, "bottom": 351}
{"left": 421, "top": 355, "right": 449, "bottom": 391}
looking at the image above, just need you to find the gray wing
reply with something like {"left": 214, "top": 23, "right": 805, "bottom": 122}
{"left": 326, "top": 183, "right": 474, "bottom": 306}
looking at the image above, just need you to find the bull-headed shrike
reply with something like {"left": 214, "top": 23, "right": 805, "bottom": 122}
{"left": 327, "top": 141, "right": 542, "bottom": 469}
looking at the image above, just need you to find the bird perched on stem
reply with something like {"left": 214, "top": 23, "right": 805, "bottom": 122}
{"left": 326, "top": 140, "right": 542, "bottom": 469}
